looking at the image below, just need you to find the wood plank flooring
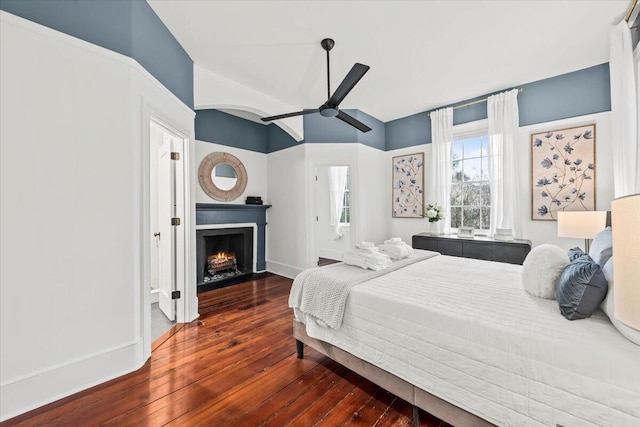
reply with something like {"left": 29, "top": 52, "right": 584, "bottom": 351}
{"left": 3, "top": 274, "right": 450, "bottom": 427}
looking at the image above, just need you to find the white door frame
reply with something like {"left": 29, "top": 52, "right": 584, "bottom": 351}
{"left": 306, "top": 161, "right": 358, "bottom": 268}
{"left": 140, "top": 102, "right": 197, "bottom": 361}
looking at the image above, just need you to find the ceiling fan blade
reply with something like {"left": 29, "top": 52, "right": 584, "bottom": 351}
{"left": 261, "top": 109, "right": 320, "bottom": 122}
{"left": 336, "top": 110, "right": 371, "bottom": 133}
{"left": 328, "top": 63, "right": 370, "bottom": 107}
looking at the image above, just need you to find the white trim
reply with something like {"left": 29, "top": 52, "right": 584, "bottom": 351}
{"left": 150, "top": 288, "right": 160, "bottom": 304}
{"left": 0, "top": 339, "right": 144, "bottom": 422}
{"left": 141, "top": 102, "right": 197, "bottom": 365}
{"left": 266, "top": 260, "right": 303, "bottom": 279}
{"left": 0, "top": 11, "right": 194, "bottom": 118}
{"left": 307, "top": 161, "right": 358, "bottom": 269}
{"left": 196, "top": 222, "right": 259, "bottom": 274}
{"left": 452, "top": 118, "right": 488, "bottom": 139}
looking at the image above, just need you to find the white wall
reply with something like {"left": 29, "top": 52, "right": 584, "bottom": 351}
{"left": 266, "top": 143, "right": 387, "bottom": 278}
{"left": 195, "top": 140, "right": 268, "bottom": 204}
{"left": 266, "top": 144, "right": 309, "bottom": 278}
{"left": 194, "top": 64, "right": 303, "bottom": 142}
{"left": 0, "top": 12, "right": 195, "bottom": 420}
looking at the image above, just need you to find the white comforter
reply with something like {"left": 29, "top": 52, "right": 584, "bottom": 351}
{"left": 297, "top": 255, "right": 640, "bottom": 427}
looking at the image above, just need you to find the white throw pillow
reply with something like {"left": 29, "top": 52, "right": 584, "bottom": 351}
{"left": 521, "top": 244, "right": 569, "bottom": 299}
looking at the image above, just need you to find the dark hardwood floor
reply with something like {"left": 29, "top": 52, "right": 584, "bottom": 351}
{"left": 3, "top": 275, "right": 449, "bottom": 427}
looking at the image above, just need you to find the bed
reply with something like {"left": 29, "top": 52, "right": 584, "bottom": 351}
{"left": 290, "top": 251, "right": 640, "bottom": 427}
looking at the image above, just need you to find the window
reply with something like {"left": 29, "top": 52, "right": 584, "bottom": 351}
{"left": 450, "top": 135, "right": 490, "bottom": 231}
{"left": 339, "top": 170, "right": 350, "bottom": 224}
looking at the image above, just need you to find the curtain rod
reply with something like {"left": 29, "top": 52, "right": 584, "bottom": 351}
{"left": 625, "top": 0, "right": 638, "bottom": 22}
{"left": 452, "top": 88, "right": 523, "bottom": 111}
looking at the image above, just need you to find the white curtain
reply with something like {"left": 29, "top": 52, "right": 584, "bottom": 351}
{"left": 328, "top": 166, "right": 348, "bottom": 239}
{"left": 428, "top": 108, "right": 453, "bottom": 234}
{"left": 488, "top": 89, "right": 520, "bottom": 237}
{"left": 610, "top": 20, "right": 639, "bottom": 197}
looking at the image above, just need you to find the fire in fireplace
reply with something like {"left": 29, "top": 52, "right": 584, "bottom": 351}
{"left": 204, "top": 251, "right": 239, "bottom": 283}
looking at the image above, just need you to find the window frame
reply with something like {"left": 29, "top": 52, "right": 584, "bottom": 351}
{"left": 450, "top": 120, "right": 490, "bottom": 235}
{"left": 339, "top": 168, "right": 350, "bottom": 227}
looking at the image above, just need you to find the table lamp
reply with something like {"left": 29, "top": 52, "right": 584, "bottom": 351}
{"left": 612, "top": 194, "right": 640, "bottom": 330}
{"left": 557, "top": 211, "right": 607, "bottom": 252}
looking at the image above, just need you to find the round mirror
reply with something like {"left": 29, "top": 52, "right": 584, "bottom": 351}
{"left": 198, "top": 152, "right": 247, "bottom": 202}
{"left": 211, "top": 163, "right": 237, "bottom": 191}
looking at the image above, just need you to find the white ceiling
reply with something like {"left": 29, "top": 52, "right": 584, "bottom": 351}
{"left": 148, "top": 0, "right": 628, "bottom": 123}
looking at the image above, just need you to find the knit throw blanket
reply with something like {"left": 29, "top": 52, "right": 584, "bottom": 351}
{"left": 289, "top": 250, "right": 439, "bottom": 329}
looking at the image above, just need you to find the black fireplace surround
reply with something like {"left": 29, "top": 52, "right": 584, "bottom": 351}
{"left": 196, "top": 227, "right": 253, "bottom": 287}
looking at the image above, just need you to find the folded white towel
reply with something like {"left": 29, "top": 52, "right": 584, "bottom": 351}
{"left": 390, "top": 237, "right": 402, "bottom": 242}
{"left": 379, "top": 243, "right": 414, "bottom": 260}
{"left": 359, "top": 241, "right": 375, "bottom": 248}
{"left": 383, "top": 239, "right": 406, "bottom": 246}
{"left": 354, "top": 245, "right": 379, "bottom": 253}
{"left": 344, "top": 249, "right": 391, "bottom": 270}
{"left": 343, "top": 253, "right": 368, "bottom": 269}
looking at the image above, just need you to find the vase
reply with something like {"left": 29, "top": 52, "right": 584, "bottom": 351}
{"left": 426, "top": 221, "right": 444, "bottom": 235}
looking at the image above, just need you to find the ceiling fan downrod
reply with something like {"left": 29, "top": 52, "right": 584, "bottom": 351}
{"left": 321, "top": 38, "right": 334, "bottom": 102}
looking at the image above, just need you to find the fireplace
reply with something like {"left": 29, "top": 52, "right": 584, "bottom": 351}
{"left": 196, "top": 227, "right": 253, "bottom": 288}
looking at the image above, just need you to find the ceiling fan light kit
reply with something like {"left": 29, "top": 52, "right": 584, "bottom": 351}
{"left": 261, "top": 38, "right": 372, "bottom": 132}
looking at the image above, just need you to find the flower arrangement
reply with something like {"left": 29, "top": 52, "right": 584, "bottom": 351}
{"left": 423, "top": 204, "right": 443, "bottom": 223}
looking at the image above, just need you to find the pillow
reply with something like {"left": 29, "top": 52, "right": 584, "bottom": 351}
{"left": 521, "top": 244, "right": 568, "bottom": 299}
{"left": 556, "top": 255, "right": 608, "bottom": 320}
{"left": 568, "top": 246, "right": 585, "bottom": 262}
{"left": 599, "top": 258, "right": 640, "bottom": 345}
{"left": 589, "top": 226, "right": 613, "bottom": 267}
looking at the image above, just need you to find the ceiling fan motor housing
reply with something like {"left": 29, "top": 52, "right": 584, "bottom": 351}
{"left": 319, "top": 105, "right": 338, "bottom": 117}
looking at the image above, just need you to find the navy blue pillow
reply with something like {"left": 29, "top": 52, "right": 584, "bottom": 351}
{"left": 567, "top": 247, "right": 585, "bottom": 262}
{"left": 556, "top": 255, "right": 608, "bottom": 320}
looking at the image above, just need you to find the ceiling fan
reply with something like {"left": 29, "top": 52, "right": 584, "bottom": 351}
{"left": 261, "top": 38, "right": 372, "bottom": 132}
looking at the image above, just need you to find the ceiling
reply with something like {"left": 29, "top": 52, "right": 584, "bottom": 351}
{"left": 148, "top": 0, "right": 628, "bottom": 123}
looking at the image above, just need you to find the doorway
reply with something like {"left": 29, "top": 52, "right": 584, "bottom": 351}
{"left": 149, "top": 119, "right": 184, "bottom": 342}
{"left": 313, "top": 165, "right": 354, "bottom": 265}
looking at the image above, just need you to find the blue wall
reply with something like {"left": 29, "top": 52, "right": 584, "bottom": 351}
{"left": 199, "top": 63, "right": 611, "bottom": 154}
{"left": 304, "top": 109, "right": 386, "bottom": 150}
{"left": 0, "top": 0, "right": 194, "bottom": 108}
{"left": 195, "top": 109, "right": 298, "bottom": 154}
{"left": 385, "top": 63, "right": 611, "bottom": 151}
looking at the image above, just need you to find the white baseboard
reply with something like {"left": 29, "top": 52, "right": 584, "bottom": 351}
{"left": 150, "top": 288, "right": 160, "bottom": 304}
{"left": 266, "top": 260, "right": 303, "bottom": 279}
{"left": 0, "top": 339, "right": 144, "bottom": 422}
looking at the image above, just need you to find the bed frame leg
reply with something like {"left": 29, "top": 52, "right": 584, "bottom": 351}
{"left": 412, "top": 405, "right": 419, "bottom": 426}
{"left": 296, "top": 339, "right": 304, "bottom": 359}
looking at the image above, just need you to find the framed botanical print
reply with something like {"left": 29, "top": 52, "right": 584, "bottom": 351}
{"left": 392, "top": 153, "right": 424, "bottom": 218}
{"left": 531, "top": 124, "right": 596, "bottom": 221}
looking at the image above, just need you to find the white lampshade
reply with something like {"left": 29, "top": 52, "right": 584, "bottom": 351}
{"left": 557, "top": 211, "right": 608, "bottom": 252}
{"left": 557, "top": 211, "right": 608, "bottom": 239}
{"left": 612, "top": 194, "right": 640, "bottom": 330}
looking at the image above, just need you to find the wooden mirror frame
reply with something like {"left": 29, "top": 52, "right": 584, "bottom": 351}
{"left": 198, "top": 152, "right": 248, "bottom": 202}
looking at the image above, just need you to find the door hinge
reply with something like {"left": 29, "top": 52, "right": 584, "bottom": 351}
{"left": 315, "top": 175, "right": 318, "bottom": 181}
{"left": 171, "top": 290, "right": 181, "bottom": 299}
{"left": 170, "top": 152, "right": 180, "bottom": 160}
{"left": 171, "top": 217, "right": 181, "bottom": 226}
{"left": 316, "top": 216, "right": 319, "bottom": 221}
